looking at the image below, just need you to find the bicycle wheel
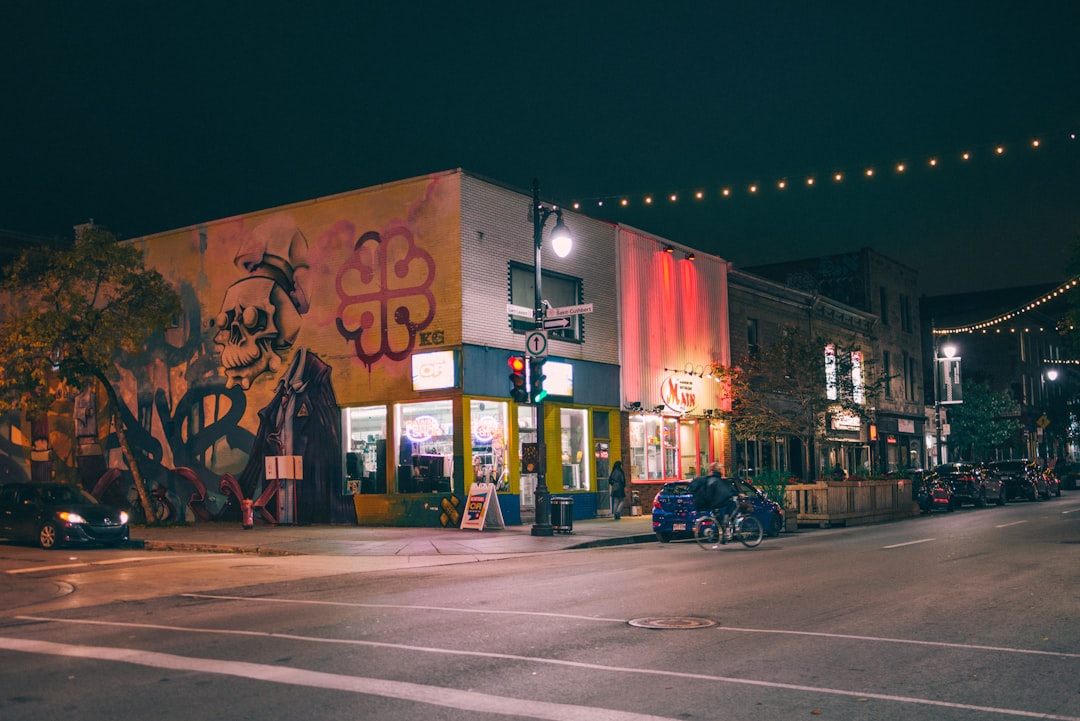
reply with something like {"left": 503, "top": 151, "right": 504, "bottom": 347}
{"left": 734, "top": 514, "right": 764, "bottom": 548}
{"left": 694, "top": 514, "right": 722, "bottom": 550}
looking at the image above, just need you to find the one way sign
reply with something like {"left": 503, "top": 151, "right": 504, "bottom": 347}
{"left": 542, "top": 317, "right": 572, "bottom": 330}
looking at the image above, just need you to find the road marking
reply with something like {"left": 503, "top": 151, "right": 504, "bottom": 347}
{"left": 5, "top": 623, "right": 1079, "bottom": 721}
{"left": 996, "top": 520, "right": 1028, "bottom": 528}
{"left": 6, "top": 555, "right": 199, "bottom": 575}
{"left": 0, "top": 636, "right": 677, "bottom": 721}
{"left": 183, "top": 593, "right": 626, "bottom": 622}
{"left": 177, "top": 595, "right": 1080, "bottom": 660}
{"left": 883, "top": 538, "right": 935, "bottom": 549}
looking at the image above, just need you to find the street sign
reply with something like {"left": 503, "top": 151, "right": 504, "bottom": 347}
{"left": 542, "top": 316, "right": 572, "bottom": 330}
{"left": 548, "top": 302, "right": 594, "bottom": 318}
{"left": 525, "top": 330, "right": 548, "bottom": 357}
{"left": 506, "top": 303, "right": 534, "bottom": 318}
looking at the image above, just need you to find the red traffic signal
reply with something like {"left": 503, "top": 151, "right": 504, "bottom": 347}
{"left": 508, "top": 356, "right": 528, "bottom": 402}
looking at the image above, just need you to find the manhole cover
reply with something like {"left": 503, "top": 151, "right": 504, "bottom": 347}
{"left": 628, "top": 616, "right": 716, "bottom": 629}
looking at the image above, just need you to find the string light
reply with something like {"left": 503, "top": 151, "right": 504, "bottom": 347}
{"left": 932, "top": 277, "right": 1080, "bottom": 334}
{"left": 571, "top": 130, "right": 1077, "bottom": 209}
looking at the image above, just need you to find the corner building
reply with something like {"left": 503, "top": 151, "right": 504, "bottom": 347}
{"left": 126, "top": 170, "right": 624, "bottom": 526}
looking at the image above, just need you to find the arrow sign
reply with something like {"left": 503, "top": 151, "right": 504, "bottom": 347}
{"left": 542, "top": 317, "right": 572, "bottom": 330}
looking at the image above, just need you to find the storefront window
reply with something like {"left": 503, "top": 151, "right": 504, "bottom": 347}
{"left": 469, "top": 400, "right": 508, "bottom": 488}
{"left": 517, "top": 406, "right": 537, "bottom": 508}
{"left": 560, "top": 407, "right": 589, "bottom": 490}
{"left": 342, "top": 406, "right": 387, "bottom": 494}
{"left": 394, "top": 400, "right": 454, "bottom": 493}
{"left": 629, "top": 414, "right": 662, "bottom": 480}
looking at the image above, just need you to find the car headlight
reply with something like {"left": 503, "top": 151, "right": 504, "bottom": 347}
{"left": 57, "top": 511, "right": 87, "bottom": 524}
{"left": 119, "top": 511, "right": 130, "bottom": 525}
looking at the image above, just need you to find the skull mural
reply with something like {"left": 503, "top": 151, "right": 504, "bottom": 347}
{"left": 210, "top": 218, "right": 311, "bottom": 390}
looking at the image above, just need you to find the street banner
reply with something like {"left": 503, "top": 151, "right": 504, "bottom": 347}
{"left": 460, "top": 482, "right": 505, "bottom": 531}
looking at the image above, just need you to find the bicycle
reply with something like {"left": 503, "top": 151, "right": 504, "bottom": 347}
{"left": 694, "top": 497, "right": 764, "bottom": 549}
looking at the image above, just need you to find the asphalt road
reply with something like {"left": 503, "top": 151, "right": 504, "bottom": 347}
{"left": 0, "top": 495, "right": 1077, "bottom": 721}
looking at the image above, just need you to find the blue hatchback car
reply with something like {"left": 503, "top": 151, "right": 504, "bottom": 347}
{"left": 651, "top": 478, "right": 785, "bottom": 542}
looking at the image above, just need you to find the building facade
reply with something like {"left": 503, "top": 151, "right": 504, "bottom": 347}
{"left": 33, "top": 170, "right": 630, "bottom": 527}
{"left": 746, "top": 248, "right": 926, "bottom": 474}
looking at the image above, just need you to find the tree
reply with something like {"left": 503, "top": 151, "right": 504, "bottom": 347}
{"left": 0, "top": 227, "right": 181, "bottom": 521}
{"left": 716, "top": 325, "right": 884, "bottom": 481}
{"left": 944, "top": 380, "right": 1021, "bottom": 460}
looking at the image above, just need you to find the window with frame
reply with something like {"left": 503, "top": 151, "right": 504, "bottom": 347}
{"left": 879, "top": 287, "right": 890, "bottom": 325}
{"left": 882, "top": 350, "right": 892, "bottom": 399}
{"left": 900, "top": 293, "right": 912, "bottom": 332}
{"left": 746, "top": 318, "right": 759, "bottom": 358}
{"left": 508, "top": 263, "right": 583, "bottom": 342}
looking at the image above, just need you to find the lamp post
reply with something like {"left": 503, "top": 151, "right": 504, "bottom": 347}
{"left": 530, "top": 178, "right": 572, "bottom": 537}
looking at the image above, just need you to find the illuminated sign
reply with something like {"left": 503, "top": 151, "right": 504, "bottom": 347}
{"left": 411, "top": 350, "right": 456, "bottom": 391}
{"left": 661, "top": 376, "right": 697, "bottom": 414}
{"left": 543, "top": 361, "right": 573, "bottom": 397}
{"left": 830, "top": 410, "right": 861, "bottom": 432}
{"left": 405, "top": 415, "right": 443, "bottom": 441}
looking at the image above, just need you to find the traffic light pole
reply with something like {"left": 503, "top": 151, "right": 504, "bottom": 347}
{"left": 531, "top": 179, "right": 553, "bottom": 537}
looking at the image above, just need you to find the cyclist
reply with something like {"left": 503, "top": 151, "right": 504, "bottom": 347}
{"left": 689, "top": 462, "right": 740, "bottom": 542}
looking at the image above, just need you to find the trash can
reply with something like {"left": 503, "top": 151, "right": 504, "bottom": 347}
{"left": 551, "top": 496, "right": 573, "bottom": 534}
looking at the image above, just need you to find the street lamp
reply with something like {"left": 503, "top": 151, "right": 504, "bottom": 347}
{"left": 933, "top": 331, "right": 958, "bottom": 467}
{"left": 530, "top": 178, "right": 572, "bottom": 537}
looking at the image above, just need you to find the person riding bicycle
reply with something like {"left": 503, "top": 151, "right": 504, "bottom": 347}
{"left": 689, "top": 462, "right": 741, "bottom": 541}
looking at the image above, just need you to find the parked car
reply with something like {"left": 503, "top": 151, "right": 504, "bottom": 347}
{"left": 1053, "top": 460, "right": 1080, "bottom": 491}
{"left": 0, "top": 482, "right": 130, "bottom": 549}
{"left": 1040, "top": 466, "right": 1061, "bottom": 498}
{"left": 933, "top": 462, "right": 1003, "bottom": 508}
{"left": 652, "top": 478, "right": 785, "bottom": 542}
{"left": 914, "top": 471, "right": 954, "bottom": 514}
{"left": 985, "top": 460, "right": 1040, "bottom": 502}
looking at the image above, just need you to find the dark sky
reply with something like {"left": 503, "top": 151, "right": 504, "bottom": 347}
{"left": 4, "top": 2, "right": 1079, "bottom": 295}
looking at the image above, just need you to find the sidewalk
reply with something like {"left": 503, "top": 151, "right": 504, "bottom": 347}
{"left": 130, "top": 514, "right": 658, "bottom": 557}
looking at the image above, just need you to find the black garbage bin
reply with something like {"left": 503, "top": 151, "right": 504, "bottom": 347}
{"left": 551, "top": 496, "right": 573, "bottom": 534}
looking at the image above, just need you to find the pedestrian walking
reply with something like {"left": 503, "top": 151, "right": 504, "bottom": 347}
{"left": 609, "top": 461, "right": 627, "bottom": 519}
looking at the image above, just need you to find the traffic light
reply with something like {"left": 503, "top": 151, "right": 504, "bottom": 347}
{"left": 508, "top": 356, "right": 528, "bottom": 402}
{"left": 529, "top": 357, "right": 548, "bottom": 403}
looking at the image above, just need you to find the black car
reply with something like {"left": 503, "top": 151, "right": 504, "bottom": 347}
{"left": 0, "top": 482, "right": 130, "bottom": 549}
{"left": 652, "top": 478, "right": 785, "bottom": 541}
{"left": 933, "top": 462, "right": 1003, "bottom": 508}
{"left": 985, "top": 460, "right": 1040, "bottom": 502}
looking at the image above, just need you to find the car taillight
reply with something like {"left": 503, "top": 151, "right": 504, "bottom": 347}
{"left": 653, "top": 498, "right": 663, "bottom": 510}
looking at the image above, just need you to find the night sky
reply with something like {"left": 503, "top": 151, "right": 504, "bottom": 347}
{"left": 4, "top": 2, "right": 1079, "bottom": 295}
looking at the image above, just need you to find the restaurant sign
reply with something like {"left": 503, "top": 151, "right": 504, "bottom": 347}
{"left": 661, "top": 376, "right": 697, "bottom": 414}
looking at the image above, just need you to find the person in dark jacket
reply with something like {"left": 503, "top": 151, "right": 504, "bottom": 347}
{"left": 609, "top": 461, "right": 627, "bottom": 519}
{"left": 689, "top": 461, "right": 739, "bottom": 532}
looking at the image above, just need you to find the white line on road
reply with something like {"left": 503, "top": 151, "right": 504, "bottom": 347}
{"left": 183, "top": 592, "right": 626, "bottom": 622}
{"left": 179, "top": 594, "right": 1080, "bottom": 659}
{"left": 0, "top": 635, "right": 676, "bottom": 721}
{"left": 996, "top": 520, "right": 1028, "bottom": 528}
{"left": 6, "top": 554, "right": 200, "bottom": 575}
{"left": 5, "top": 622, "right": 1079, "bottom": 721}
{"left": 883, "top": 538, "right": 935, "bottom": 549}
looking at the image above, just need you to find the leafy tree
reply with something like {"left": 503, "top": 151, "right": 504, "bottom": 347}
{"left": 0, "top": 228, "right": 181, "bottom": 521}
{"left": 944, "top": 380, "right": 1020, "bottom": 460}
{"left": 716, "top": 325, "right": 884, "bottom": 481}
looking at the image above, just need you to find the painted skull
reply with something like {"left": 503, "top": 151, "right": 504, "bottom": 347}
{"left": 212, "top": 275, "right": 302, "bottom": 390}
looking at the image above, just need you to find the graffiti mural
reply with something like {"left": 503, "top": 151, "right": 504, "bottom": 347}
{"left": 8, "top": 173, "right": 463, "bottom": 527}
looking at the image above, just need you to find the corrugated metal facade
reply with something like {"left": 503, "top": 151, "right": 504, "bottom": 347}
{"left": 617, "top": 226, "right": 730, "bottom": 410}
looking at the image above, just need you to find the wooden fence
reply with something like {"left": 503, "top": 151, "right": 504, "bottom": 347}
{"left": 785, "top": 479, "right": 916, "bottom": 527}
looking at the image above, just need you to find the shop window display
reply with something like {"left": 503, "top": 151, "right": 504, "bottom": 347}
{"left": 342, "top": 406, "right": 387, "bottom": 494}
{"left": 395, "top": 400, "right": 454, "bottom": 493}
{"left": 470, "top": 400, "right": 508, "bottom": 489}
{"left": 629, "top": 413, "right": 680, "bottom": 481}
{"left": 560, "top": 407, "right": 590, "bottom": 490}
